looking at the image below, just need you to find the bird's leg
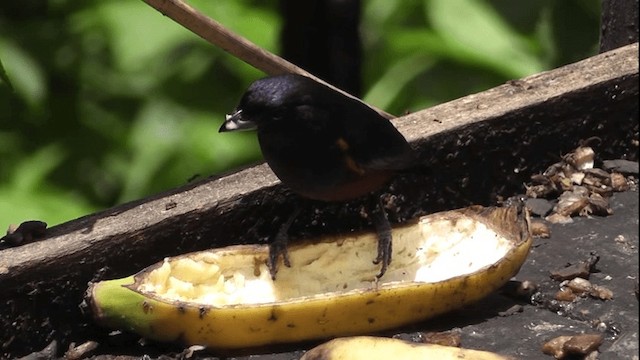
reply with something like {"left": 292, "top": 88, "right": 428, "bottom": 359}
{"left": 268, "top": 205, "right": 301, "bottom": 280}
{"left": 370, "top": 194, "right": 392, "bottom": 278}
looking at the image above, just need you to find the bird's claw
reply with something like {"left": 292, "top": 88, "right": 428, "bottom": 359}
{"left": 373, "top": 227, "right": 392, "bottom": 278}
{"left": 267, "top": 206, "right": 301, "bottom": 280}
{"left": 371, "top": 195, "right": 393, "bottom": 278}
{"left": 268, "top": 241, "right": 291, "bottom": 280}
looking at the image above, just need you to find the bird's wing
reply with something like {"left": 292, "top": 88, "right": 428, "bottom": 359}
{"left": 341, "top": 107, "right": 415, "bottom": 172}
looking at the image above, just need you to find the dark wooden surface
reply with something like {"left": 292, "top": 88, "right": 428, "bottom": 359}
{"left": 0, "top": 43, "right": 638, "bottom": 358}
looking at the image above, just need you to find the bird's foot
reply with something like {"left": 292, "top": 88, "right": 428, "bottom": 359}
{"left": 371, "top": 195, "right": 393, "bottom": 278}
{"left": 268, "top": 239, "right": 291, "bottom": 280}
{"left": 373, "top": 232, "right": 392, "bottom": 278}
{"left": 267, "top": 206, "right": 301, "bottom": 280}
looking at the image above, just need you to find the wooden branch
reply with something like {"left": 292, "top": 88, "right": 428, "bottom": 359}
{"left": 0, "top": 43, "right": 637, "bottom": 357}
{"left": 142, "top": 0, "right": 298, "bottom": 76}
{"left": 141, "top": 0, "right": 394, "bottom": 119}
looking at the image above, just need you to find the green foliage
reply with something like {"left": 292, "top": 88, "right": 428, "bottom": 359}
{"left": 362, "top": 0, "right": 600, "bottom": 111}
{"left": 0, "top": 143, "right": 95, "bottom": 224}
{"left": 0, "top": 0, "right": 600, "bottom": 226}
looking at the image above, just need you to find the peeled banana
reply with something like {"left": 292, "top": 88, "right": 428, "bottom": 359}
{"left": 88, "top": 205, "right": 531, "bottom": 349}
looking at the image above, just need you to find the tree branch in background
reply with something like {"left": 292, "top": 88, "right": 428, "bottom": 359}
{"left": 280, "top": 0, "right": 363, "bottom": 97}
{"left": 141, "top": 0, "right": 394, "bottom": 119}
{"left": 599, "top": 0, "right": 639, "bottom": 52}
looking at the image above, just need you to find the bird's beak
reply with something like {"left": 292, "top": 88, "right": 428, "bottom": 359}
{"left": 219, "top": 110, "right": 257, "bottom": 132}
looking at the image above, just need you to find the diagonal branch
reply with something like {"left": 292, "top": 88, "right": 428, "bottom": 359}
{"left": 141, "top": 0, "right": 394, "bottom": 119}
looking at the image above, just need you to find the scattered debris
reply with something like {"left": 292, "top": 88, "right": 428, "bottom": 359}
{"left": 554, "top": 277, "right": 614, "bottom": 303}
{"left": 498, "top": 304, "right": 524, "bottom": 317}
{"left": 523, "top": 145, "right": 636, "bottom": 224}
{"left": 525, "top": 198, "right": 555, "bottom": 217}
{"left": 16, "top": 340, "right": 57, "bottom": 360}
{"left": 530, "top": 221, "right": 551, "bottom": 238}
{"left": 542, "top": 335, "right": 573, "bottom": 359}
{"left": 563, "top": 334, "right": 604, "bottom": 356}
{"left": 550, "top": 254, "right": 600, "bottom": 281}
{"left": 589, "top": 284, "right": 614, "bottom": 301}
{"left": 610, "top": 172, "right": 630, "bottom": 191}
{"left": 554, "top": 288, "right": 576, "bottom": 302}
{"left": 420, "top": 330, "right": 462, "bottom": 347}
{"left": 502, "top": 280, "right": 538, "bottom": 301}
{"left": 602, "top": 159, "right": 639, "bottom": 175}
{"left": 65, "top": 341, "right": 98, "bottom": 360}
{"left": 566, "top": 277, "right": 593, "bottom": 295}
{"left": 178, "top": 345, "right": 206, "bottom": 359}
{"left": 542, "top": 333, "right": 603, "bottom": 359}
{"left": 518, "top": 280, "right": 540, "bottom": 299}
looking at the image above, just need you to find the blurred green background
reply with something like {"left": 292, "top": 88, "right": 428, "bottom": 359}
{"left": 0, "top": 0, "right": 600, "bottom": 226}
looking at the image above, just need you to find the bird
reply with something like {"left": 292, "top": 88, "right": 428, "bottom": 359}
{"left": 219, "top": 73, "right": 414, "bottom": 278}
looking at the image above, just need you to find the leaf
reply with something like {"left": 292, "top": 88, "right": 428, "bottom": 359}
{"left": 0, "top": 143, "right": 95, "bottom": 226}
{"left": 425, "top": 0, "right": 544, "bottom": 78}
{"left": 0, "top": 38, "right": 46, "bottom": 109}
{"left": 0, "top": 55, "right": 14, "bottom": 91}
{"left": 0, "top": 188, "right": 96, "bottom": 226}
{"left": 364, "top": 54, "right": 436, "bottom": 110}
{"left": 95, "top": 1, "right": 194, "bottom": 72}
{"left": 118, "top": 98, "right": 186, "bottom": 202}
{"left": 9, "top": 144, "right": 66, "bottom": 192}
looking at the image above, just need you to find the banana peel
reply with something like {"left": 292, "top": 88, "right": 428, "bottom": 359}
{"left": 88, "top": 205, "right": 531, "bottom": 349}
{"left": 300, "top": 336, "right": 514, "bottom": 360}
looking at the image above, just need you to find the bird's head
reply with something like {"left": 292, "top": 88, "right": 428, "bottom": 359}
{"left": 219, "top": 74, "right": 325, "bottom": 133}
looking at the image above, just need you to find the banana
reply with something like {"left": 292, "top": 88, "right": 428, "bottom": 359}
{"left": 88, "top": 205, "right": 531, "bottom": 349}
{"left": 300, "top": 336, "right": 514, "bottom": 360}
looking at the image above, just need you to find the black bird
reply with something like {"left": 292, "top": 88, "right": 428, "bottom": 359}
{"left": 219, "top": 74, "right": 413, "bottom": 278}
